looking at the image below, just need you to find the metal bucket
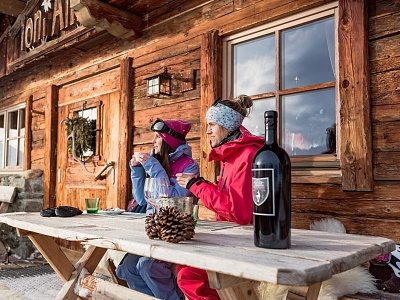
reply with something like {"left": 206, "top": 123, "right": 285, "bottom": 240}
{"left": 161, "top": 197, "right": 193, "bottom": 215}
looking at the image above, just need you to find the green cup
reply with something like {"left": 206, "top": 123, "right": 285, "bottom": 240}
{"left": 85, "top": 198, "right": 100, "bottom": 214}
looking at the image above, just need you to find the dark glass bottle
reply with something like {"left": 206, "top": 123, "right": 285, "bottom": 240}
{"left": 252, "top": 110, "right": 291, "bottom": 249}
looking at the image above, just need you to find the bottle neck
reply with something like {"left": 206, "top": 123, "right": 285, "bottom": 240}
{"left": 264, "top": 118, "right": 277, "bottom": 145}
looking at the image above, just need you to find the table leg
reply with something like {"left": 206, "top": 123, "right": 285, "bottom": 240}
{"left": 55, "top": 245, "right": 107, "bottom": 299}
{"left": 26, "top": 233, "right": 75, "bottom": 282}
{"left": 207, "top": 271, "right": 259, "bottom": 300}
{"left": 287, "top": 282, "right": 322, "bottom": 300}
{"left": 305, "top": 282, "right": 322, "bottom": 300}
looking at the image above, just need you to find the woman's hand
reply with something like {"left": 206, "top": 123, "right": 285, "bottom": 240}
{"left": 176, "top": 173, "right": 197, "bottom": 188}
{"left": 131, "top": 152, "right": 150, "bottom": 166}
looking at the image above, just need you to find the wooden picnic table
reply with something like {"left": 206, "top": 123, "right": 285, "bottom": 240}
{"left": 0, "top": 212, "right": 395, "bottom": 300}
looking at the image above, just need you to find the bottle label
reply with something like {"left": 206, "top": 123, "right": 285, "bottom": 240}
{"left": 252, "top": 168, "right": 275, "bottom": 216}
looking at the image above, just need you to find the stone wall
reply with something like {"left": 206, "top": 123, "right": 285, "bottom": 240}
{"left": 0, "top": 169, "right": 44, "bottom": 259}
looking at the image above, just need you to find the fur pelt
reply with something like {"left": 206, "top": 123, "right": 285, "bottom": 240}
{"left": 257, "top": 218, "right": 377, "bottom": 300}
{"left": 83, "top": 245, "right": 126, "bottom": 275}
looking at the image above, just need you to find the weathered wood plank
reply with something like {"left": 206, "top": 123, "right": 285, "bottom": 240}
{"left": 55, "top": 245, "right": 107, "bottom": 299}
{"left": 0, "top": 186, "right": 16, "bottom": 203}
{"left": 80, "top": 274, "right": 158, "bottom": 299}
{"left": 44, "top": 85, "right": 58, "bottom": 209}
{"left": 369, "top": 35, "right": 400, "bottom": 74}
{"left": 369, "top": 11, "right": 400, "bottom": 40}
{"left": 24, "top": 95, "right": 32, "bottom": 170}
{"left": 373, "top": 152, "right": 400, "bottom": 180}
{"left": 27, "top": 233, "right": 75, "bottom": 282}
{"left": 292, "top": 199, "right": 400, "bottom": 220}
{"left": 71, "top": 0, "right": 143, "bottom": 41}
{"left": 1, "top": 213, "right": 394, "bottom": 287}
{"left": 58, "top": 69, "right": 120, "bottom": 106}
{"left": 373, "top": 121, "right": 400, "bottom": 151}
{"left": 292, "top": 213, "right": 400, "bottom": 243}
{"left": 338, "top": 0, "right": 373, "bottom": 191}
{"left": 117, "top": 57, "right": 133, "bottom": 210}
{"left": 292, "top": 181, "right": 400, "bottom": 201}
{"left": 200, "top": 30, "right": 221, "bottom": 184}
{"left": 371, "top": 70, "right": 400, "bottom": 101}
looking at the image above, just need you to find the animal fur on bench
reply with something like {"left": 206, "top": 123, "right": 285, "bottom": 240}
{"left": 257, "top": 218, "right": 377, "bottom": 300}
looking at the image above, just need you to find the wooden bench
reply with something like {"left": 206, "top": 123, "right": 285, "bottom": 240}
{"left": 0, "top": 186, "right": 16, "bottom": 214}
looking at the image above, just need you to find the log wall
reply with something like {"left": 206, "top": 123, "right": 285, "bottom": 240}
{"left": 0, "top": 0, "right": 399, "bottom": 244}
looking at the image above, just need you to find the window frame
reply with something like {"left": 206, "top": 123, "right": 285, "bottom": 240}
{"left": 68, "top": 99, "right": 104, "bottom": 163}
{"left": 0, "top": 103, "right": 26, "bottom": 172}
{"left": 222, "top": 2, "right": 340, "bottom": 169}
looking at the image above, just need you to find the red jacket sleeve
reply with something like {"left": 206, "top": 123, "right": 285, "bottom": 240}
{"left": 189, "top": 147, "right": 256, "bottom": 225}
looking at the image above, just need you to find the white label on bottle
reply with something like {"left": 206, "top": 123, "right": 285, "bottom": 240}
{"left": 252, "top": 168, "right": 275, "bottom": 216}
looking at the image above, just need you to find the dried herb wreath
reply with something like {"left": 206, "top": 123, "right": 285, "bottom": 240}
{"left": 64, "top": 116, "right": 94, "bottom": 158}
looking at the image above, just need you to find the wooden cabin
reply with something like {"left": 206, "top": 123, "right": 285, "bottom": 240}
{"left": 0, "top": 0, "right": 399, "bottom": 252}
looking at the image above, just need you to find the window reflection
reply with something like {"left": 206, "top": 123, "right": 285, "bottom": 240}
{"left": 19, "top": 109, "right": 25, "bottom": 136}
{"left": 233, "top": 35, "right": 275, "bottom": 97}
{"left": 282, "top": 88, "right": 336, "bottom": 155}
{"left": 242, "top": 98, "right": 275, "bottom": 137}
{"left": 282, "top": 17, "right": 335, "bottom": 89}
{"left": 19, "top": 138, "right": 24, "bottom": 165}
{"left": 8, "top": 111, "right": 18, "bottom": 138}
{"left": 7, "top": 139, "right": 17, "bottom": 166}
{"left": 0, "top": 108, "right": 25, "bottom": 168}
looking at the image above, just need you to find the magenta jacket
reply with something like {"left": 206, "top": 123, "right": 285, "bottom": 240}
{"left": 189, "top": 126, "right": 264, "bottom": 225}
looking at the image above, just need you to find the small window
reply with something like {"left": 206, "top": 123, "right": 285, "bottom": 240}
{"left": 69, "top": 100, "right": 103, "bottom": 162}
{"left": 224, "top": 3, "right": 338, "bottom": 168}
{"left": 76, "top": 107, "right": 97, "bottom": 157}
{"left": 0, "top": 106, "right": 25, "bottom": 169}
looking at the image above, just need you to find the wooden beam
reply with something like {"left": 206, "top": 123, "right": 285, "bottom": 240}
{"left": 338, "top": 0, "right": 373, "bottom": 191}
{"left": 24, "top": 95, "right": 32, "bottom": 170}
{"left": 9, "top": 26, "right": 93, "bottom": 69}
{"left": 28, "top": 234, "right": 75, "bottom": 282}
{"left": 55, "top": 245, "right": 107, "bottom": 299}
{"left": 80, "top": 275, "right": 158, "bottom": 299}
{"left": 70, "top": 0, "right": 143, "bottom": 41}
{"left": 0, "top": 0, "right": 26, "bottom": 17}
{"left": 200, "top": 30, "right": 222, "bottom": 184}
{"left": 44, "top": 85, "right": 58, "bottom": 209}
{"left": 117, "top": 57, "right": 133, "bottom": 211}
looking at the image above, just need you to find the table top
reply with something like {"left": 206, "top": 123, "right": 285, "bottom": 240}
{"left": 0, "top": 212, "right": 395, "bottom": 286}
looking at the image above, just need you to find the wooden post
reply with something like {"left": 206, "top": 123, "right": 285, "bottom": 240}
{"left": 117, "top": 57, "right": 133, "bottom": 209}
{"left": 44, "top": 85, "right": 58, "bottom": 208}
{"left": 24, "top": 95, "right": 32, "bottom": 170}
{"left": 338, "top": 0, "right": 373, "bottom": 191}
{"left": 200, "top": 30, "right": 221, "bottom": 184}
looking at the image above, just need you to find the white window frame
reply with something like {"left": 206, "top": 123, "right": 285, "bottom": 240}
{"left": 0, "top": 103, "right": 26, "bottom": 172}
{"left": 222, "top": 2, "right": 339, "bottom": 169}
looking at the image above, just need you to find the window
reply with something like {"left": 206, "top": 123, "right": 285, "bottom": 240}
{"left": 69, "top": 100, "right": 103, "bottom": 162}
{"left": 0, "top": 105, "right": 25, "bottom": 169}
{"left": 223, "top": 3, "right": 339, "bottom": 168}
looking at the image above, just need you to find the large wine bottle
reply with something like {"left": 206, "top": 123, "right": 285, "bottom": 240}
{"left": 252, "top": 110, "right": 291, "bottom": 249}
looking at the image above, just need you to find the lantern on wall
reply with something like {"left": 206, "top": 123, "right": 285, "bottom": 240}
{"left": 145, "top": 67, "right": 172, "bottom": 97}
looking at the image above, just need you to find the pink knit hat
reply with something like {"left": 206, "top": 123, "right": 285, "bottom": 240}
{"left": 154, "top": 119, "right": 191, "bottom": 150}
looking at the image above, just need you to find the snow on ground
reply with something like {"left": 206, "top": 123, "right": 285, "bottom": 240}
{"left": 0, "top": 265, "right": 63, "bottom": 300}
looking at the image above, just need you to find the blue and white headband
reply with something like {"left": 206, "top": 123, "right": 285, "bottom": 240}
{"left": 206, "top": 101, "right": 244, "bottom": 131}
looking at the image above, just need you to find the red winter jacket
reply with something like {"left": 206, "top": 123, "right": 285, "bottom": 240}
{"left": 190, "top": 126, "right": 264, "bottom": 225}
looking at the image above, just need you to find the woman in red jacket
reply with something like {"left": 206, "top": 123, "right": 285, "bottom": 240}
{"left": 176, "top": 95, "right": 265, "bottom": 300}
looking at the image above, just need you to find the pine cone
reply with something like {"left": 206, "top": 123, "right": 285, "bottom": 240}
{"left": 144, "top": 207, "right": 195, "bottom": 243}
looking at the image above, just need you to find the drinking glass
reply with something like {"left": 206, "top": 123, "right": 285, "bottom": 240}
{"left": 144, "top": 178, "right": 169, "bottom": 214}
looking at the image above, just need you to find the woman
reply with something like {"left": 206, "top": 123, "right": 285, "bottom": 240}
{"left": 176, "top": 95, "right": 265, "bottom": 300}
{"left": 116, "top": 118, "right": 199, "bottom": 300}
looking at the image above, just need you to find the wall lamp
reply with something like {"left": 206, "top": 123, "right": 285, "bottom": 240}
{"left": 145, "top": 67, "right": 172, "bottom": 97}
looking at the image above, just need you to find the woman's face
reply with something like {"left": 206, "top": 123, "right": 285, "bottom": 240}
{"left": 152, "top": 133, "right": 163, "bottom": 154}
{"left": 206, "top": 119, "right": 230, "bottom": 148}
